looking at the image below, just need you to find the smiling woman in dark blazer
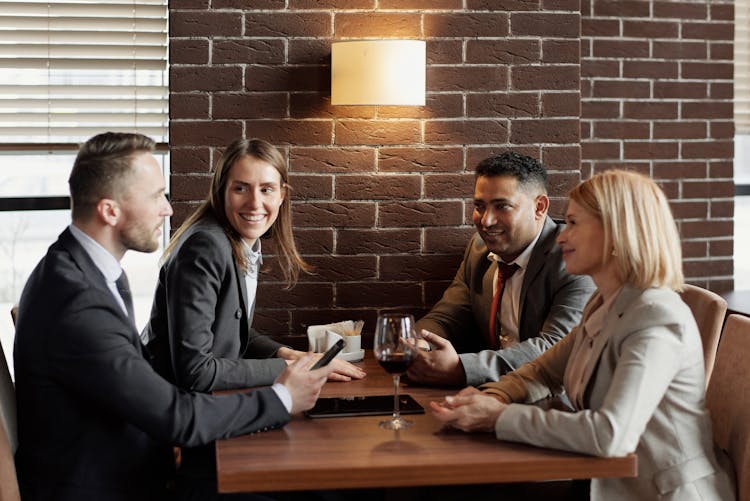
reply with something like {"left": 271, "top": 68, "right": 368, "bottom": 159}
{"left": 143, "top": 138, "right": 364, "bottom": 499}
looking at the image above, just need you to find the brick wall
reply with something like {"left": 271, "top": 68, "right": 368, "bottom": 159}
{"left": 581, "top": 0, "right": 735, "bottom": 291}
{"left": 169, "top": 0, "right": 733, "bottom": 340}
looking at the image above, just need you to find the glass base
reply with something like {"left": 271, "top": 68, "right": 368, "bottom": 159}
{"left": 379, "top": 417, "right": 414, "bottom": 430}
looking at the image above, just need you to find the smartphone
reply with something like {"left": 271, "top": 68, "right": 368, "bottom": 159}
{"left": 310, "top": 339, "right": 344, "bottom": 370}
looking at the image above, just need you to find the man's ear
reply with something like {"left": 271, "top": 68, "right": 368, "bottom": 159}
{"left": 534, "top": 194, "right": 550, "bottom": 218}
{"left": 96, "top": 198, "right": 120, "bottom": 227}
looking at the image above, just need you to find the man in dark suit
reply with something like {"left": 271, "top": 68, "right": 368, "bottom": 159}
{"left": 408, "top": 152, "right": 596, "bottom": 387}
{"left": 13, "top": 132, "right": 332, "bottom": 500}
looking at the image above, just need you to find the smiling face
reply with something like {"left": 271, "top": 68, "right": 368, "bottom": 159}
{"left": 556, "top": 199, "right": 607, "bottom": 279}
{"left": 471, "top": 175, "right": 548, "bottom": 262}
{"left": 223, "top": 155, "right": 285, "bottom": 245}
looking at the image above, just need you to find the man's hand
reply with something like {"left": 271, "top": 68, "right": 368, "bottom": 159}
{"left": 430, "top": 389, "right": 508, "bottom": 433}
{"left": 277, "top": 347, "right": 366, "bottom": 381}
{"left": 274, "top": 353, "right": 332, "bottom": 414}
{"left": 406, "top": 330, "right": 466, "bottom": 387}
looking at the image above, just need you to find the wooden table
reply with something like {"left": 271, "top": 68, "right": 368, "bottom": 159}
{"left": 216, "top": 353, "right": 637, "bottom": 493}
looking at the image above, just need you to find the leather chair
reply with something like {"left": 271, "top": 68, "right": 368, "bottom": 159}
{"left": 705, "top": 314, "right": 750, "bottom": 500}
{"left": 679, "top": 284, "right": 727, "bottom": 384}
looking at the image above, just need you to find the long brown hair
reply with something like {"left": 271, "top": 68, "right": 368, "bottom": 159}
{"left": 164, "top": 138, "right": 311, "bottom": 287}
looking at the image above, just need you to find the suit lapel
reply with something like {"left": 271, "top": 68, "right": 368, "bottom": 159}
{"left": 519, "top": 216, "right": 557, "bottom": 318}
{"left": 232, "top": 254, "right": 250, "bottom": 354}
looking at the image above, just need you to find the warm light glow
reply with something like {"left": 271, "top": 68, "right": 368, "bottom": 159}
{"left": 331, "top": 40, "right": 426, "bottom": 106}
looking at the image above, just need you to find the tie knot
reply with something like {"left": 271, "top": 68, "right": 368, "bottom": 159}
{"left": 497, "top": 262, "right": 519, "bottom": 280}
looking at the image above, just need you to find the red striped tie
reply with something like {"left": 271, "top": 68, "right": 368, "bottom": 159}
{"left": 488, "top": 262, "right": 519, "bottom": 350}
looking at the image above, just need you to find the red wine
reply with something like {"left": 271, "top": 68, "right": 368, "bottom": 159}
{"left": 378, "top": 353, "right": 414, "bottom": 375}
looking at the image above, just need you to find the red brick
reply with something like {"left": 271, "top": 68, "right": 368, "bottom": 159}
{"left": 623, "top": 102, "right": 678, "bottom": 119}
{"left": 653, "top": 82, "right": 707, "bottom": 99}
{"left": 593, "top": 121, "right": 649, "bottom": 139}
{"left": 652, "top": 122, "right": 707, "bottom": 140}
{"left": 378, "top": 201, "right": 464, "bottom": 228}
{"left": 427, "top": 40, "right": 464, "bottom": 64}
{"left": 512, "top": 13, "right": 579, "bottom": 38}
{"left": 293, "top": 228, "right": 333, "bottom": 254}
{"left": 291, "top": 147, "right": 375, "bottom": 173}
{"left": 290, "top": 94, "right": 375, "bottom": 120}
{"left": 682, "top": 22, "right": 734, "bottom": 41}
{"left": 424, "top": 13, "right": 509, "bottom": 38}
{"left": 170, "top": 120, "right": 243, "bottom": 146}
{"left": 710, "top": 42, "right": 733, "bottom": 61}
{"left": 170, "top": 11, "right": 241, "bottom": 37}
{"left": 293, "top": 202, "right": 375, "bottom": 228}
{"left": 245, "top": 120, "right": 332, "bottom": 146}
{"left": 683, "top": 258, "right": 733, "bottom": 278}
{"left": 335, "top": 13, "right": 421, "bottom": 38}
{"left": 428, "top": 66, "right": 508, "bottom": 92}
{"left": 582, "top": 18, "right": 619, "bottom": 37}
{"left": 467, "top": 93, "right": 538, "bottom": 118}
{"left": 213, "top": 0, "right": 283, "bottom": 7}
{"left": 623, "top": 20, "right": 678, "bottom": 38}
{"left": 653, "top": 161, "right": 707, "bottom": 179}
{"left": 170, "top": 66, "right": 242, "bottom": 92}
{"left": 337, "top": 229, "right": 421, "bottom": 255}
{"left": 709, "top": 239, "right": 733, "bottom": 257}
{"left": 709, "top": 82, "right": 733, "bottom": 99}
{"left": 543, "top": 0, "right": 579, "bottom": 9}
{"left": 336, "top": 174, "right": 421, "bottom": 200}
{"left": 581, "top": 101, "right": 621, "bottom": 120}
{"left": 547, "top": 170, "right": 582, "bottom": 195}
{"left": 246, "top": 66, "right": 329, "bottom": 92}
{"left": 542, "top": 145, "right": 581, "bottom": 172}
{"left": 170, "top": 39, "right": 209, "bottom": 65}
{"left": 541, "top": 92, "right": 580, "bottom": 117}
{"left": 288, "top": 174, "right": 333, "bottom": 200}
{"left": 423, "top": 120, "right": 509, "bottom": 145}
{"left": 581, "top": 141, "right": 620, "bottom": 159}
{"left": 593, "top": 40, "right": 648, "bottom": 58}
{"left": 580, "top": 120, "right": 591, "bottom": 139}
{"left": 710, "top": 4, "right": 733, "bottom": 21}
{"left": 379, "top": 0, "right": 462, "bottom": 7}
{"left": 170, "top": 0, "right": 208, "bottom": 8}
{"left": 653, "top": 1, "right": 707, "bottom": 19}
{"left": 289, "top": 0, "right": 373, "bottom": 7}
{"left": 542, "top": 40, "right": 580, "bottom": 64}
{"left": 682, "top": 240, "right": 708, "bottom": 259}
{"left": 594, "top": 1, "right": 649, "bottom": 16}
{"left": 466, "top": 0, "right": 539, "bottom": 10}
{"left": 336, "top": 283, "right": 422, "bottom": 308}
{"left": 593, "top": 80, "right": 649, "bottom": 98}
{"left": 466, "top": 40, "right": 541, "bottom": 65}
{"left": 511, "top": 118, "right": 579, "bottom": 144}
{"left": 169, "top": 147, "right": 211, "bottom": 174}
{"left": 378, "top": 147, "right": 464, "bottom": 173}
{"left": 512, "top": 65, "right": 578, "bottom": 90}
{"left": 213, "top": 93, "right": 287, "bottom": 119}
{"left": 246, "top": 12, "right": 331, "bottom": 37}
{"left": 670, "top": 201, "right": 709, "bottom": 221}
{"left": 710, "top": 121, "right": 734, "bottom": 139}
{"left": 424, "top": 227, "right": 476, "bottom": 254}
{"left": 652, "top": 41, "right": 707, "bottom": 60}
{"left": 709, "top": 161, "right": 733, "bottom": 178}
{"left": 682, "top": 62, "right": 733, "bottom": 80}
{"left": 623, "top": 142, "right": 679, "bottom": 159}
{"left": 683, "top": 102, "right": 733, "bottom": 119}
{"left": 213, "top": 39, "right": 285, "bottom": 65}
{"left": 425, "top": 173, "right": 475, "bottom": 198}
{"left": 334, "top": 121, "right": 421, "bottom": 146}
{"left": 581, "top": 60, "right": 620, "bottom": 78}
{"left": 381, "top": 255, "right": 464, "bottom": 281}
{"left": 682, "top": 141, "right": 733, "bottom": 160}
{"left": 170, "top": 94, "right": 209, "bottom": 119}
{"left": 622, "top": 61, "right": 678, "bottom": 79}
{"left": 710, "top": 201, "right": 734, "bottom": 219}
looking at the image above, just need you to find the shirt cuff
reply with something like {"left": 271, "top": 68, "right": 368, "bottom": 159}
{"left": 271, "top": 383, "right": 293, "bottom": 413}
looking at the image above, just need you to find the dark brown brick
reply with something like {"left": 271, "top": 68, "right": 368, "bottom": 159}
{"left": 682, "top": 22, "right": 734, "bottom": 41}
{"left": 424, "top": 120, "right": 509, "bottom": 145}
{"left": 593, "top": 40, "right": 649, "bottom": 58}
{"left": 428, "top": 66, "right": 509, "bottom": 92}
{"left": 170, "top": 0, "right": 208, "bottom": 8}
{"left": 293, "top": 228, "right": 334, "bottom": 255}
{"left": 512, "top": 13, "right": 579, "bottom": 38}
{"left": 170, "top": 120, "right": 243, "bottom": 146}
{"left": 467, "top": 93, "right": 538, "bottom": 118}
{"left": 623, "top": 102, "right": 678, "bottom": 119}
{"left": 246, "top": 12, "right": 331, "bottom": 37}
{"left": 424, "top": 227, "right": 476, "bottom": 254}
{"left": 682, "top": 62, "right": 733, "bottom": 80}
{"left": 170, "top": 39, "right": 209, "bottom": 65}
{"left": 622, "top": 61, "right": 678, "bottom": 79}
{"left": 542, "top": 145, "right": 581, "bottom": 172}
{"left": 593, "top": 121, "right": 649, "bottom": 139}
{"left": 542, "top": 40, "right": 579, "bottom": 64}
{"left": 336, "top": 283, "right": 422, "bottom": 308}
{"left": 337, "top": 229, "right": 421, "bottom": 255}
{"left": 623, "top": 20, "right": 678, "bottom": 38}
{"left": 379, "top": 201, "right": 464, "bottom": 227}
{"left": 653, "top": 161, "right": 707, "bottom": 179}
{"left": 427, "top": 40, "right": 463, "bottom": 64}
{"left": 257, "top": 282, "right": 334, "bottom": 308}
{"left": 169, "top": 147, "right": 211, "bottom": 174}
{"left": 512, "top": 65, "right": 578, "bottom": 90}
{"left": 291, "top": 147, "right": 376, "bottom": 173}
{"left": 710, "top": 42, "right": 733, "bottom": 61}
{"left": 336, "top": 174, "right": 421, "bottom": 200}
{"left": 593, "top": 80, "right": 650, "bottom": 98}
{"left": 581, "top": 101, "right": 620, "bottom": 119}
{"left": 683, "top": 259, "right": 733, "bottom": 278}
{"left": 582, "top": 18, "right": 619, "bottom": 37}
{"left": 213, "top": 39, "right": 285, "bottom": 65}
{"left": 290, "top": 0, "right": 373, "bottom": 7}
{"left": 288, "top": 40, "right": 330, "bottom": 65}
{"left": 594, "top": 1, "right": 649, "bottom": 17}
{"left": 170, "top": 11, "right": 242, "bottom": 37}
{"left": 710, "top": 3, "right": 733, "bottom": 21}
{"left": 653, "top": 1, "right": 707, "bottom": 19}
{"left": 710, "top": 121, "right": 734, "bottom": 139}
{"left": 682, "top": 240, "right": 708, "bottom": 259}
{"left": 379, "top": 147, "right": 464, "bottom": 173}
{"left": 511, "top": 118, "right": 579, "bottom": 144}
{"left": 466, "top": 0, "right": 539, "bottom": 10}
{"left": 246, "top": 66, "right": 329, "bottom": 93}
{"left": 581, "top": 60, "right": 620, "bottom": 78}
{"left": 170, "top": 94, "right": 209, "bottom": 119}
{"left": 170, "top": 174, "right": 211, "bottom": 202}
{"left": 652, "top": 41, "right": 707, "bottom": 60}
{"left": 299, "top": 256, "right": 377, "bottom": 282}
{"left": 709, "top": 239, "right": 733, "bottom": 257}
{"left": 245, "top": 120, "right": 332, "bottom": 146}
{"left": 379, "top": 0, "right": 462, "bottom": 7}
{"left": 170, "top": 66, "right": 242, "bottom": 92}
{"left": 466, "top": 40, "right": 541, "bottom": 65}
{"left": 581, "top": 140, "right": 621, "bottom": 159}
{"left": 623, "top": 142, "right": 679, "bottom": 159}
{"left": 381, "top": 255, "right": 463, "bottom": 281}
{"left": 290, "top": 94, "right": 375, "bottom": 120}
{"left": 424, "top": 13, "right": 509, "bottom": 37}
{"left": 288, "top": 174, "right": 333, "bottom": 200}
{"left": 424, "top": 173, "right": 475, "bottom": 198}
{"left": 334, "top": 13, "right": 421, "bottom": 38}
{"left": 653, "top": 122, "right": 707, "bottom": 140}
{"left": 683, "top": 102, "right": 734, "bottom": 119}
{"left": 654, "top": 82, "right": 707, "bottom": 99}
{"left": 293, "top": 202, "right": 376, "bottom": 228}
{"left": 335, "top": 121, "right": 421, "bottom": 146}
{"left": 378, "top": 94, "right": 463, "bottom": 119}
{"left": 213, "top": 93, "right": 287, "bottom": 119}
{"left": 682, "top": 141, "right": 733, "bottom": 159}
{"left": 213, "top": 0, "right": 283, "bottom": 7}
{"left": 709, "top": 82, "right": 733, "bottom": 99}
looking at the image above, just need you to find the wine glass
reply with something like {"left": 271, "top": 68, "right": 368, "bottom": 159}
{"left": 373, "top": 313, "right": 418, "bottom": 430}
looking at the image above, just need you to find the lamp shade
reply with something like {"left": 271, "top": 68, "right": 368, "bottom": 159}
{"left": 331, "top": 40, "right": 426, "bottom": 106}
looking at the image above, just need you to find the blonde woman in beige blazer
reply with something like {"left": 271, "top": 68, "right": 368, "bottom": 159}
{"left": 431, "top": 170, "right": 735, "bottom": 501}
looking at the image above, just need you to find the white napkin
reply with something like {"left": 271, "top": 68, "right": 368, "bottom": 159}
{"left": 307, "top": 320, "right": 363, "bottom": 352}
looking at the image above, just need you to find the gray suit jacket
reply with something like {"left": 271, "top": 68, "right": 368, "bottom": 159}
{"left": 145, "top": 215, "right": 287, "bottom": 393}
{"left": 14, "top": 228, "right": 289, "bottom": 500}
{"left": 485, "top": 285, "right": 735, "bottom": 500}
{"left": 417, "top": 217, "right": 595, "bottom": 385}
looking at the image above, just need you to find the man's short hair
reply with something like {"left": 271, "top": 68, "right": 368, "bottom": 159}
{"left": 69, "top": 132, "right": 155, "bottom": 220}
{"left": 475, "top": 151, "right": 548, "bottom": 194}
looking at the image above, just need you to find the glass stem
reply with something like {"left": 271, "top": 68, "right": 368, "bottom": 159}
{"left": 392, "top": 374, "right": 401, "bottom": 422}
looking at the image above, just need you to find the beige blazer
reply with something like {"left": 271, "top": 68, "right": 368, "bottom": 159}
{"left": 482, "top": 285, "right": 735, "bottom": 500}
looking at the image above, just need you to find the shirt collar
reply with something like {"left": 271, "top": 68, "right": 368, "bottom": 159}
{"left": 486, "top": 225, "right": 543, "bottom": 270}
{"left": 68, "top": 223, "right": 123, "bottom": 283}
{"left": 242, "top": 238, "right": 263, "bottom": 273}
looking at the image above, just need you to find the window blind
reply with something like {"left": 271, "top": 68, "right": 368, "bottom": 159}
{"left": 0, "top": 0, "right": 168, "bottom": 145}
{"left": 737, "top": 0, "right": 750, "bottom": 135}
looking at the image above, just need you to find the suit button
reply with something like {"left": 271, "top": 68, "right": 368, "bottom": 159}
{"left": 235, "top": 309, "right": 242, "bottom": 319}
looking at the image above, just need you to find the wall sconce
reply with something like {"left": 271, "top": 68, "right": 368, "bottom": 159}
{"left": 331, "top": 40, "right": 426, "bottom": 106}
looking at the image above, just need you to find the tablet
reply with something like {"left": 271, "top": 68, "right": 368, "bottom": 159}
{"left": 305, "top": 394, "right": 424, "bottom": 419}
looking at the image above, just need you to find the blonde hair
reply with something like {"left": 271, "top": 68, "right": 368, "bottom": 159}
{"left": 569, "top": 169, "right": 684, "bottom": 291}
{"left": 164, "top": 138, "right": 311, "bottom": 287}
